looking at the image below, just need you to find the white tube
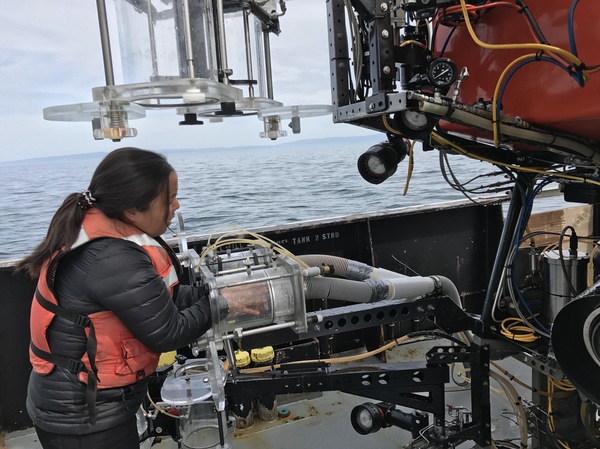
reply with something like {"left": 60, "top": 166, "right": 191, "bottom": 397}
{"left": 384, "top": 276, "right": 436, "bottom": 300}
{"left": 370, "top": 267, "right": 408, "bottom": 280}
{"left": 385, "top": 275, "right": 462, "bottom": 307}
{"left": 302, "top": 266, "right": 322, "bottom": 278}
{"left": 299, "top": 254, "right": 350, "bottom": 277}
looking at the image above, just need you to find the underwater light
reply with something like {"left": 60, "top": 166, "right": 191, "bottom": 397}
{"left": 357, "top": 136, "right": 408, "bottom": 184}
{"left": 350, "top": 402, "right": 385, "bottom": 435}
{"left": 350, "top": 402, "right": 428, "bottom": 437}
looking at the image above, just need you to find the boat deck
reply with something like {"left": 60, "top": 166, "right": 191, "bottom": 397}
{"left": 4, "top": 342, "right": 531, "bottom": 449}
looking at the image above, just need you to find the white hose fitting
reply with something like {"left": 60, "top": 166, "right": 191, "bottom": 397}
{"left": 384, "top": 276, "right": 437, "bottom": 300}
{"left": 299, "top": 254, "right": 406, "bottom": 281}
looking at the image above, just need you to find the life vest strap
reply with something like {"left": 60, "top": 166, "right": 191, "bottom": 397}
{"left": 32, "top": 286, "right": 100, "bottom": 397}
{"left": 30, "top": 341, "right": 87, "bottom": 374}
{"left": 34, "top": 289, "right": 91, "bottom": 328}
{"left": 30, "top": 342, "right": 99, "bottom": 424}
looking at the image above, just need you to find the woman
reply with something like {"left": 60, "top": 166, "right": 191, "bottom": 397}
{"left": 18, "top": 147, "right": 258, "bottom": 449}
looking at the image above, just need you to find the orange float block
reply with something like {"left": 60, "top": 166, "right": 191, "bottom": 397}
{"left": 434, "top": 0, "right": 600, "bottom": 142}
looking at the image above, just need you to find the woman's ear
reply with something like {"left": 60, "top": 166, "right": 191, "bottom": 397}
{"left": 123, "top": 208, "right": 138, "bottom": 223}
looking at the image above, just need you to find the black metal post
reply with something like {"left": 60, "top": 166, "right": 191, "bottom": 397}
{"left": 480, "top": 174, "right": 531, "bottom": 325}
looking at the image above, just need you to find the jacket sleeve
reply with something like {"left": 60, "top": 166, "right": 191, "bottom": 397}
{"left": 173, "top": 284, "right": 204, "bottom": 310}
{"left": 84, "top": 239, "right": 212, "bottom": 352}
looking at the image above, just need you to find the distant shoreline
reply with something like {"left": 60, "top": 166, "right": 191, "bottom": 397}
{"left": 0, "top": 135, "right": 384, "bottom": 166}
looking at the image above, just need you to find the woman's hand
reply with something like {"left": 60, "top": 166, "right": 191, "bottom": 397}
{"left": 221, "top": 282, "right": 269, "bottom": 316}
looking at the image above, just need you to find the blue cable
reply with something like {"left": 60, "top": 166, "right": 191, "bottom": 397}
{"left": 568, "top": 0, "right": 581, "bottom": 58}
{"left": 567, "top": 0, "right": 585, "bottom": 86}
{"left": 494, "top": 56, "right": 584, "bottom": 145}
{"left": 508, "top": 177, "right": 554, "bottom": 334}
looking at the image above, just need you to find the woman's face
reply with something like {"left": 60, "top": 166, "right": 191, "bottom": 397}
{"left": 126, "top": 171, "right": 180, "bottom": 237}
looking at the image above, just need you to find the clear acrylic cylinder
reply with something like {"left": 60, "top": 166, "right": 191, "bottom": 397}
{"left": 201, "top": 251, "right": 307, "bottom": 338}
{"left": 112, "top": 0, "right": 218, "bottom": 82}
{"left": 181, "top": 403, "right": 233, "bottom": 449}
{"left": 222, "top": 7, "right": 268, "bottom": 98}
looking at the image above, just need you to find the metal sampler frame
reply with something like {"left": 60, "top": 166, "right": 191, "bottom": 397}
{"left": 327, "top": 0, "right": 409, "bottom": 132}
{"left": 224, "top": 295, "right": 493, "bottom": 447}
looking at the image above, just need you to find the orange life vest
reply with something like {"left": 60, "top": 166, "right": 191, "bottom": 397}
{"left": 29, "top": 208, "right": 179, "bottom": 389}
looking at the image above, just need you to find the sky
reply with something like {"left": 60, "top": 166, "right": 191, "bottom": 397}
{"left": 0, "top": 0, "right": 377, "bottom": 162}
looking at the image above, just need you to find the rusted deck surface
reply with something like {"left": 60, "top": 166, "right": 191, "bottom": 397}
{"left": 5, "top": 342, "right": 531, "bottom": 449}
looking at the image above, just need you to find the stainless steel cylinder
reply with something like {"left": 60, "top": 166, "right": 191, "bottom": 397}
{"left": 542, "top": 249, "right": 589, "bottom": 325}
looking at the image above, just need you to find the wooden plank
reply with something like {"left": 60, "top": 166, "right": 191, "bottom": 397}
{"left": 524, "top": 205, "right": 593, "bottom": 250}
{"left": 525, "top": 205, "right": 594, "bottom": 283}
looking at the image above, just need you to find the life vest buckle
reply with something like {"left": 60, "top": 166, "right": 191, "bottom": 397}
{"left": 67, "top": 358, "right": 86, "bottom": 373}
{"left": 73, "top": 314, "right": 91, "bottom": 328}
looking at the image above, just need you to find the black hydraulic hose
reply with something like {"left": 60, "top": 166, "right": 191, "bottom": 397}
{"left": 481, "top": 174, "right": 529, "bottom": 323}
{"left": 516, "top": 0, "right": 549, "bottom": 45}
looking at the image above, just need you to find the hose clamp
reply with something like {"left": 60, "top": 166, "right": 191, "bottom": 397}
{"left": 429, "top": 275, "right": 442, "bottom": 295}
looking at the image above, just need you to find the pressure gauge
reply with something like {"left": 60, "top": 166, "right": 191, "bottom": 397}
{"left": 427, "top": 57, "right": 458, "bottom": 88}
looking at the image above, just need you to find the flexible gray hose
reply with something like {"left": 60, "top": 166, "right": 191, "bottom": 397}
{"left": 300, "top": 256, "right": 462, "bottom": 306}
{"left": 305, "top": 277, "right": 376, "bottom": 303}
{"left": 305, "top": 275, "right": 463, "bottom": 305}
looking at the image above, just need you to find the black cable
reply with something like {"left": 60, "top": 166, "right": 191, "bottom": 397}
{"left": 439, "top": 149, "right": 481, "bottom": 204}
{"left": 515, "top": 0, "right": 549, "bottom": 44}
{"left": 356, "top": 17, "right": 370, "bottom": 100}
{"left": 430, "top": 15, "right": 441, "bottom": 52}
{"left": 438, "top": 26, "right": 457, "bottom": 58}
{"left": 557, "top": 225, "right": 580, "bottom": 297}
{"left": 436, "top": 139, "right": 512, "bottom": 202}
{"left": 406, "top": 330, "right": 468, "bottom": 347}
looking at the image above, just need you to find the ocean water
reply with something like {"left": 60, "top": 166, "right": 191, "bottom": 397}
{"left": 0, "top": 136, "right": 566, "bottom": 261}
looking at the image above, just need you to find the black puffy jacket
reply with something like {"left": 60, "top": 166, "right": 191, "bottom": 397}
{"left": 27, "top": 237, "right": 212, "bottom": 434}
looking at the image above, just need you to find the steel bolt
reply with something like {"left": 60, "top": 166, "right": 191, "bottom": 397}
{"left": 383, "top": 66, "right": 391, "bottom": 74}
{"left": 382, "top": 29, "right": 389, "bottom": 39}
{"left": 380, "top": 2, "right": 388, "bottom": 12}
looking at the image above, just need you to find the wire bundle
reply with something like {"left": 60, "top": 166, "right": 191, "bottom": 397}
{"left": 451, "top": 0, "right": 592, "bottom": 148}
